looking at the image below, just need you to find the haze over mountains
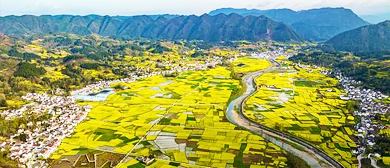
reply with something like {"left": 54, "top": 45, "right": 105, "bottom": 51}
{"left": 361, "top": 13, "right": 390, "bottom": 24}
{"left": 0, "top": 14, "right": 302, "bottom": 42}
{"left": 325, "top": 21, "right": 390, "bottom": 53}
{"left": 209, "top": 7, "right": 369, "bottom": 41}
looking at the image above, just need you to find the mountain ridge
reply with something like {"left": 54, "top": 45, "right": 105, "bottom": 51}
{"left": 209, "top": 7, "right": 369, "bottom": 41}
{"left": 0, "top": 14, "right": 303, "bottom": 42}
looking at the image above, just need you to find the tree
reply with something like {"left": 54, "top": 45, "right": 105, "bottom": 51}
{"left": 22, "top": 52, "right": 40, "bottom": 60}
{"left": 63, "top": 55, "right": 83, "bottom": 63}
{"left": 80, "top": 63, "right": 100, "bottom": 70}
{"left": 0, "top": 145, "right": 18, "bottom": 167}
{"left": 0, "top": 99, "right": 7, "bottom": 107}
{"left": 346, "top": 100, "right": 359, "bottom": 112}
{"left": 14, "top": 62, "right": 46, "bottom": 78}
{"left": 191, "top": 51, "right": 206, "bottom": 58}
{"left": 7, "top": 47, "right": 21, "bottom": 58}
{"left": 18, "top": 133, "right": 27, "bottom": 142}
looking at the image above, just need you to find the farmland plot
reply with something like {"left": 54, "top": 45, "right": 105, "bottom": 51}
{"left": 53, "top": 66, "right": 289, "bottom": 167}
{"left": 244, "top": 62, "right": 358, "bottom": 168}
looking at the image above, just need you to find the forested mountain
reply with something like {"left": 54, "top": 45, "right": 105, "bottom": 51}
{"left": 0, "top": 14, "right": 302, "bottom": 42}
{"left": 209, "top": 7, "right": 369, "bottom": 41}
{"left": 325, "top": 21, "right": 390, "bottom": 53}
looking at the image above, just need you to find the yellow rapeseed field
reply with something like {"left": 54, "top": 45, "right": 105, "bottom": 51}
{"left": 244, "top": 61, "right": 358, "bottom": 168}
{"left": 53, "top": 65, "right": 289, "bottom": 167}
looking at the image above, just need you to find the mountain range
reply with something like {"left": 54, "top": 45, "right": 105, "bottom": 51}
{"left": 2, "top": 7, "right": 386, "bottom": 46}
{"left": 325, "top": 21, "right": 390, "bottom": 53}
{"left": 209, "top": 7, "right": 369, "bottom": 41}
{"left": 0, "top": 14, "right": 302, "bottom": 43}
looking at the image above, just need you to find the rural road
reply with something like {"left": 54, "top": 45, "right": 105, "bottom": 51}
{"left": 226, "top": 58, "right": 345, "bottom": 168}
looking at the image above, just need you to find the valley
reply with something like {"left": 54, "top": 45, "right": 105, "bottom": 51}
{"left": 0, "top": 4, "right": 390, "bottom": 168}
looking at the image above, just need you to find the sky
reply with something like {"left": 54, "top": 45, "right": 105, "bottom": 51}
{"left": 1, "top": 0, "right": 390, "bottom": 17}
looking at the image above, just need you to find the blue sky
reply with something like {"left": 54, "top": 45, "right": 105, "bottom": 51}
{"left": 0, "top": 0, "right": 389, "bottom": 16}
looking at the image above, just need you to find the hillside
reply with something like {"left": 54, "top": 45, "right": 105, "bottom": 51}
{"left": 325, "top": 21, "right": 390, "bottom": 52}
{"left": 209, "top": 7, "right": 369, "bottom": 41}
{"left": 0, "top": 14, "right": 302, "bottom": 43}
{"left": 325, "top": 21, "right": 390, "bottom": 53}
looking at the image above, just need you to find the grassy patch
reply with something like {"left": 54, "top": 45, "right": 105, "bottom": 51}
{"left": 94, "top": 128, "right": 120, "bottom": 142}
{"left": 233, "top": 143, "right": 249, "bottom": 168}
{"left": 128, "top": 163, "right": 145, "bottom": 168}
{"left": 286, "top": 152, "right": 310, "bottom": 168}
{"left": 169, "top": 162, "right": 180, "bottom": 166}
{"left": 294, "top": 80, "right": 320, "bottom": 87}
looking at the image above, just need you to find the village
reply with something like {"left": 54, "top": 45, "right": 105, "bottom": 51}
{"left": 250, "top": 48, "right": 291, "bottom": 59}
{"left": 291, "top": 62, "right": 390, "bottom": 166}
{"left": 323, "top": 69, "right": 390, "bottom": 166}
{"left": 0, "top": 55, "right": 235, "bottom": 167}
{"left": 0, "top": 93, "right": 91, "bottom": 166}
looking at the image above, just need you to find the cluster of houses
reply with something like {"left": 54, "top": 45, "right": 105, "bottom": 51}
{"left": 322, "top": 70, "right": 390, "bottom": 162}
{"left": 0, "top": 93, "right": 91, "bottom": 166}
{"left": 292, "top": 62, "right": 321, "bottom": 69}
{"left": 1, "top": 93, "right": 80, "bottom": 120}
{"left": 337, "top": 72, "right": 388, "bottom": 145}
{"left": 250, "top": 49, "right": 289, "bottom": 59}
{"left": 135, "top": 155, "right": 155, "bottom": 165}
{"left": 0, "top": 55, "right": 235, "bottom": 166}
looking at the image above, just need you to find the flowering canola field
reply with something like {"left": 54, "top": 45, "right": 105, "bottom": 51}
{"left": 233, "top": 58, "right": 271, "bottom": 73}
{"left": 244, "top": 62, "right": 358, "bottom": 168}
{"left": 52, "top": 65, "right": 290, "bottom": 167}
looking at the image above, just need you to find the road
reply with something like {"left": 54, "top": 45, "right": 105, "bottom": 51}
{"left": 226, "top": 59, "right": 345, "bottom": 168}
